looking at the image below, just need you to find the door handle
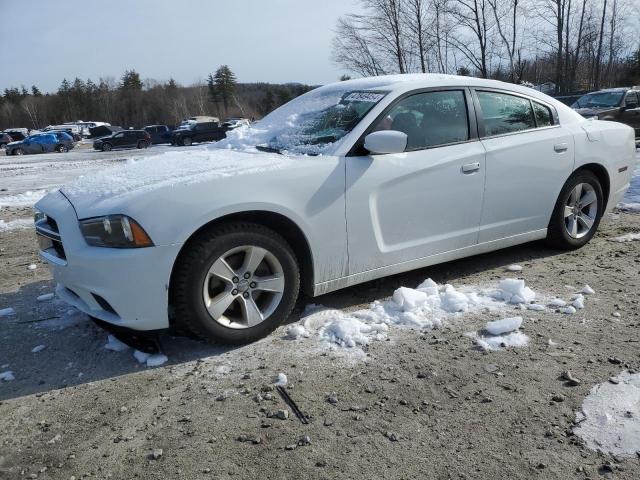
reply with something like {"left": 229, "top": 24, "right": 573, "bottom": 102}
{"left": 554, "top": 143, "right": 569, "bottom": 153}
{"left": 462, "top": 162, "right": 481, "bottom": 173}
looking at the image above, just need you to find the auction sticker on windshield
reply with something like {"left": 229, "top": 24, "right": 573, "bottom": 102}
{"left": 343, "top": 92, "right": 386, "bottom": 103}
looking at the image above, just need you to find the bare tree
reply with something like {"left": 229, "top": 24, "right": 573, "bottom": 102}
{"left": 593, "top": 0, "right": 608, "bottom": 88}
{"left": 448, "top": 0, "right": 495, "bottom": 78}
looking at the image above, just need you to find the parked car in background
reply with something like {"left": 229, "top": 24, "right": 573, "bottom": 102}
{"left": 572, "top": 87, "right": 640, "bottom": 141}
{"left": 0, "top": 132, "right": 13, "bottom": 148}
{"left": 34, "top": 74, "right": 635, "bottom": 346}
{"left": 43, "top": 125, "right": 81, "bottom": 141}
{"left": 5, "top": 132, "right": 74, "bottom": 155}
{"left": 92, "top": 130, "right": 151, "bottom": 151}
{"left": 170, "top": 121, "right": 225, "bottom": 146}
{"left": 222, "top": 117, "right": 251, "bottom": 130}
{"left": 144, "top": 125, "right": 173, "bottom": 144}
{"left": 3, "top": 130, "right": 26, "bottom": 142}
{"left": 555, "top": 94, "right": 585, "bottom": 107}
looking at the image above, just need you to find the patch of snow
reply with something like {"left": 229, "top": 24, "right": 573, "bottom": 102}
{"left": 0, "top": 189, "right": 48, "bottom": 209}
{"left": 0, "top": 371, "right": 15, "bottom": 382}
{"left": 133, "top": 350, "right": 167, "bottom": 367}
{"left": 491, "top": 279, "right": 535, "bottom": 304}
{"left": 468, "top": 330, "right": 530, "bottom": 351}
{"left": 27, "top": 264, "right": 37, "bottom": 271}
{"left": 574, "top": 371, "right": 640, "bottom": 457}
{"left": 0, "top": 307, "right": 15, "bottom": 317}
{"left": 104, "top": 335, "right": 130, "bottom": 352}
{"left": 617, "top": 165, "right": 639, "bottom": 212}
{"left": 36, "top": 293, "right": 55, "bottom": 302}
{"left": 549, "top": 298, "right": 567, "bottom": 307}
{"left": 62, "top": 149, "right": 292, "bottom": 203}
{"left": 285, "top": 324, "right": 309, "bottom": 340}
{"left": 609, "top": 232, "right": 640, "bottom": 242}
{"left": 133, "top": 350, "right": 151, "bottom": 364}
{"left": 505, "top": 264, "right": 523, "bottom": 272}
{"left": 572, "top": 294, "right": 585, "bottom": 310}
{"left": 146, "top": 354, "right": 168, "bottom": 367}
{"left": 581, "top": 285, "right": 595, "bottom": 295}
{"left": 31, "top": 344, "right": 46, "bottom": 353}
{"left": 275, "top": 373, "right": 288, "bottom": 386}
{"left": 560, "top": 306, "right": 577, "bottom": 315}
{"left": 215, "top": 365, "right": 231, "bottom": 375}
{"left": 0, "top": 218, "right": 33, "bottom": 233}
{"left": 484, "top": 317, "right": 523, "bottom": 335}
{"left": 526, "top": 304, "right": 546, "bottom": 311}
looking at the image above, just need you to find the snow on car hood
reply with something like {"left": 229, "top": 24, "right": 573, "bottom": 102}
{"left": 61, "top": 146, "right": 291, "bottom": 209}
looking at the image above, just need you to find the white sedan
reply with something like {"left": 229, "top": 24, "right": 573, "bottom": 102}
{"left": 35, "top": 74, "right": 636, "bottom": 345}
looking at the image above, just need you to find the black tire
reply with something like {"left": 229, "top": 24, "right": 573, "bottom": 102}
{"left": 102, "top": 143, "right": 112, "bottom": 152}
{"left": 137, "top": 140, "right": 149, "bottom": 149}
{"left": 14, "top": 148, "right": 24, "bottom": 156}
{"left": 182, "top": 137, "right": 193, "bottom": 146}
{"left": 171, "top": 222, "right": 300, "bottom": 345}
{"left": 55, "top": 144, "right": 68, "bottom": 153}
{"left": 546, "top": 170, "right": 604, "bottom": 250}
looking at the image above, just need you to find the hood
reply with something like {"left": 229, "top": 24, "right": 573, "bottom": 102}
{"left": 60, "top": 146, "right": 292, "bottom": 217}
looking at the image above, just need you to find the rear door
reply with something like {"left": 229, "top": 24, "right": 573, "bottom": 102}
{"left": 346, "top": 88, "right": 486, "bottom": 273}
{"left": 473, "top": 89, "right": 575, "bottom": 243}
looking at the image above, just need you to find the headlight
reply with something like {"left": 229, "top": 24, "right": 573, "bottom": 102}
{"left": 79, "top": 215, "right": 153, "bottom": 248}
{"left": 34, "top": 209, "right": 46, "bottom": 223}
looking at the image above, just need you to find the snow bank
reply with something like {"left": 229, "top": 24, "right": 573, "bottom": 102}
{"left": 0, "top": 190, "right": 47, "bottom": 209}
{"left": 63, "top": 148, "right": 291, "bottom": 202}
{"left": 574, "top": 371, "right": 640, "bottom": 457}
{"left": 0, "top": 218, "right": 33, "bottom": 233}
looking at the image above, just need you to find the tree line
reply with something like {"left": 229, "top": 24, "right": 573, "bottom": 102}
{"left": 332, "top": 0, "right": 640, "bottom": 93}
{"left": 0, "top": 66, "right": 313, "bottom": 131}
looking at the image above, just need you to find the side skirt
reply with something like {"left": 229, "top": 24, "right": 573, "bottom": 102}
{"left": 313, "top": 229, "right": 548, "bottom": 296}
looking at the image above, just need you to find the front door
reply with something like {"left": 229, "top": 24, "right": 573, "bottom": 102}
{"left": 346, "top": 89, "right": 486, "bottom": 275}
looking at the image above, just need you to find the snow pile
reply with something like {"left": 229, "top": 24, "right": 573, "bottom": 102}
{"left": 467, "top": 316, "right": 529, "bottom": 351}
{"left": 0, "top": 218, "right": 33, "bottom": 233}
{"left": 574, "top": 371, "right": 640, "bottom": 457}
{"left": 609, "top": 232, "right": 640, "bottom": 242}
{"left": 0, "top": 371, "right": 15, "bottom": 382}
{"left": 287, "top": 278, "right": 537, "bottom": 352}
{"left": 62, "top": 148, "right": 291, "bottom": 202}
{"left": 0, "top": 189, "right": 48, "bottom": 209}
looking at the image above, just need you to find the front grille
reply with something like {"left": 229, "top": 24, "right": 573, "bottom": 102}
{"left": 35, "top": 216, "right": 66, "bottom": 260}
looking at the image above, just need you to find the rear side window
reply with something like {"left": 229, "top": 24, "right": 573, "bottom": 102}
{"left": 533, "top": 101, "right": 553, "bottom": 127}
{"left": 477, "top": 91, "right": 536, "bottom": 136}
{"left": 373, "top": 90, "right": 469, "bottom": 150}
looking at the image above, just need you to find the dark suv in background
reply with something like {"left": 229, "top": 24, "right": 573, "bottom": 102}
{"left": 572, "top": 87, "right": 640, "bottom": 141}
{"left": 93, "top": 130, "right": 151, "bottom": 151}
{"left": 170, "top": 122, "right": 226, "bottom": 146}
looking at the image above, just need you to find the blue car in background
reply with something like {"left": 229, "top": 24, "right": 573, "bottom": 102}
{"left": 5, "top": 131, "right": 75, "bottom": 156}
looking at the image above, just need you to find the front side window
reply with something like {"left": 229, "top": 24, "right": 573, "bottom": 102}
{"left": 373, "top": 90, "right": 469, "bottom": 150}
{"left": 477, "top": 91, "right": 536, "bottom": 136}
{"left": 533, "top": 101, "right": 553, "bottom": 127}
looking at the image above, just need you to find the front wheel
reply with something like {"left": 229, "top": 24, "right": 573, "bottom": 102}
{"left": 171, "top": 222, "right": 300, "bottom": 344}
{"left": 14, "top": 148, "right": 24, "bottom": 156}
{"left": 56, "top": 144, "right": 68, "bottom": 153}
{"left": 102, "top": 143, "right": 112, "bottom": 152}
{"left": 182, "top": 137, "right": 193, "bottom": 146}
{"left": 546, "top": 170, "right": 603, "bottom": 249}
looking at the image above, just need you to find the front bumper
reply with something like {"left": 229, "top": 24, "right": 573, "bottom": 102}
{"left": 35, "top": 190, "right": 180, "bottom": 331}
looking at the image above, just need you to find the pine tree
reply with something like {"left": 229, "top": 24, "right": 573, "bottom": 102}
{"left": 120, "top": 70, "right": 143, "bottom": 91}
{"left": 31, "top": 85, "right": 42, "bottom": 96}
{"left": 212, "top": 65, "right": 237, "bottom": 115}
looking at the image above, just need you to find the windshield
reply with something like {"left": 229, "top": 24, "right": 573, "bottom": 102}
{"left": 216, "top": 85, "right": 388, "bottom": 155}
{"left": 573, "top": 91, "right": 624, "bottom": 109}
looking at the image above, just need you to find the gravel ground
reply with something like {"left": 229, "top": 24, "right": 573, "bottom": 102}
{"left": 1, "top": 210, "right": 639, "bottom": 479}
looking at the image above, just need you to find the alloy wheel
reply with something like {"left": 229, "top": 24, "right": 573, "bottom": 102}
{"left": 202, "top": 245, "right": 285, "bottom": 329}
{"left": 564, "top": 183, "right": 598, "bottom": 239}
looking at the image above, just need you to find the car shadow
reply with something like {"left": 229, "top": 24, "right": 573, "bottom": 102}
{"left": 0, "top": 240, "right": 564, "bottom": 402}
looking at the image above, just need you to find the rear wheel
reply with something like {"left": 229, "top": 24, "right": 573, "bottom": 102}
{"left": 102, "top": 143, "right": 112, "bottom": 152}
{"left": 14, "top": 148, "right": 24, "bottom": 156}
{"left": 182, "top": 137, "right": 193, "bottom": 146}
{"left": 55, "top": 144, "right": 68, "bottom": 153}
{"left": 171, "top": 222, "right": 300, "bottom": 344}
{"left": 137, "top": 140, "right": 149, "bottom": 149}
{"left": 546, "top": 170, "right": 603, "bottom": 249}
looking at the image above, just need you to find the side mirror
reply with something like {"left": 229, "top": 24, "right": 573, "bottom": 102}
{"left": 364, "top": 130, "right": 408, "bottom": 155}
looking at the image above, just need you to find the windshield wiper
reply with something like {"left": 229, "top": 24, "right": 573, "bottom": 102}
{"left": 255, "top": 145, "right": 282, "bottom": 154}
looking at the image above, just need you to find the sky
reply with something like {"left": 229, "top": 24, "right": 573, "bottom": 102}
{"left": 0, "top": 0, "right": 361, "bottom": 93}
